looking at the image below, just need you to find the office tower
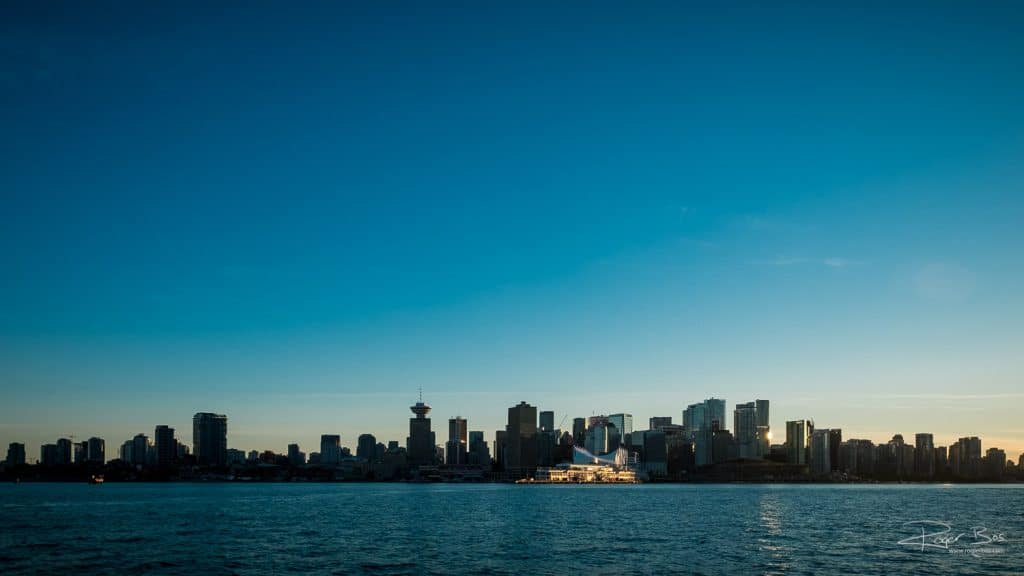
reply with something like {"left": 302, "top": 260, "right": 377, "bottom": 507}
{"left": 827, "top": 429, "right": 842, "bottom": 471}
{"left": 407, "top": 395, "right": 434, "bottom": 467}
{"left": 87, "top": 437, "right": 105, "bottom": 464}
{"left": 494, "top": 430, "right": 508, "bottom": 470}
{"left": 506, "top": 401, "right": 537, "bottom": 474}
{"left": 446, "top": 417, "right": 468, "bottom": 466}
{"left": 785, "top": 420, "right": 809, "bottom": 465}
{"left": 809, "top": 429, "right": 831, "bottom": 476}
{"left": 287, "top": 443, "right": 306, "bottom": 466}
{"left": 56, "top": 438, "right": 72, "bottom": 465}
{"left": 683, "top": 403, "right": 704, "bottom": 431}
{"left": 705, "top": 399, "right": 726, "bottom": 431}
{"left": 985, "top": 448, "right": 1006, "bottom": 480}
{"left": 357, "top": 434, "right": 377, "bottom": 462}
{"left": 468, "top": 431, "right": 490, "bottom": 467}
{"left": 608, "top": 414, "right": 633, "bottom": 438}
{"left": 320, "top": 434, "right": 342, "bottom": 466}
{"left": 585, "top": 420, "right": 615, "bottom": 454}
{"left": 649, "top": 417, "right": 672, "bottom": 430}
{"left": 177, "top": 444, "right": 190, "bottom": 459}
{"left": 953, "top": 436, "right": 982, "bottom": 479}
{"left": 733, "top": 402, "right": 757, "bottom": 459}
{"left": 694, "top": 429, "right": 713, "bottom": 467}
{"left": 914, "top": 433, "right": 935, "bottom": 479}
{"left": 154, "top": 425, "right": 177, "bottom": 466}
{"left": 934, "top": 445, "right": 947, "bottom": 477}
{"left": 6, "top": 442, "right": 26, "bottom": 466}
{"left": 572, "top": 418, "right": 586, "bottom": 447}
{"left": 41, "top": 444, "right": 59, "bottom": 466}
{"left": 539, "top": 411, "right": 555, "bottom": 432}
{"left": 755, "top": 399, "right": 770, "bottom": 429}
{"left": 74, "top": 441, "right": 87, "bottom": 464}
{"left": 193, "top": 413, "right": 228, "bottom": 467}
{"left": 131, "top": 433, "right": 150, "bottom": 466}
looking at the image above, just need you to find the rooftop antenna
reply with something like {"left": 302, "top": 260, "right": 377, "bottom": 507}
{"left": 418, "top": 387, "right": 423, "bottom": 403}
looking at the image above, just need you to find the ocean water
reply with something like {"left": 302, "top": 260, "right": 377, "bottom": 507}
{"left": 1, "top": 483, "right": 1022, "bottom": 575}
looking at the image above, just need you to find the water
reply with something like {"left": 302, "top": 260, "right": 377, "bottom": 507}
{"left": 1, "top": 483, "right": 1022, "bottom": 575}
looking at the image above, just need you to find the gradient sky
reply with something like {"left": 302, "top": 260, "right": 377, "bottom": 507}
{"left": 2, "top": 2, "right": 1023, "bottom": 461}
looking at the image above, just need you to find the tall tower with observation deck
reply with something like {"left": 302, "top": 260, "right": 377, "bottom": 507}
{"left": 407, "top": 390, "right": 435, "bottom": 467}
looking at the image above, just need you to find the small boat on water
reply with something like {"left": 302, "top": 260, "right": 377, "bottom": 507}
{"left": 89, "top": 474, "right": 104, "bottom": 485}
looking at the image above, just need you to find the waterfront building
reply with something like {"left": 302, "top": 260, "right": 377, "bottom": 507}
{"left": 87, "top": 437, "right": 105, "bottom": 464}
{"left": 914, "top": 433, "right": 935, "bottom": 479}
{"left": 494, "top": 430, "right": 507, "bottom": 470}
{"left": 131, "top": 434, "right": 150, "bottom": 466}
{"left": 572, "top": 418, "right": 586, "bottom": 447}
{"left": 734, "top": 402, "right": 758, "bottom": 459}
{"left": 785, "top": 420, "right": 809, "bottom": 465}
{"left": 6, "top": 442, "right": 26, "bottom": 466}
{"left": 608, "top": 414, "right": 633, "bottom": 439}
{"left": 539, "top": 411, "right": 555, "bottom": 432}
{"left": 407, "top": 395, "right": 435, "bottom": 467}
{"left": 56, "top": 438, "right": 72, "bottom": 465}
{"left": 193, "top": 412, "right": 228, "bottom": 467}
{"left": 155, "top": 425, "right": 176, "bottom": 466}
{"left": 41, "top": 443, "right": 59, "bottom": 466}
{"left": 446, "top": 417, "right": 468, "bottom": 466}
{"left": 809, "top": 429, "right": 831, "bottom": 476}
{"left": 827, "top": 429, "right": 842, "bottom": 472}
{"left": 357, "top": 434, "right": 377, "bottom": 462}
{"left": 74, "top": 441, "right": 87, "bottom": 464}
{"left": 320, "top": 434, "right": 342, "bottom": 466}
{"left": 506, "top": 401, "right": 538, "bottom": 476}
{"left": 684, "top": 398, "right": 727, "bottom": 432}
{"left": 226, "top": 448, "right": 246, "bottom": 465}
{"left": 287, "top": 443, "right": 305, "bottom": 466}
{"left": 985, "top": 448, "right": 1006, "bottom": 481}
{"left": 468, "top": 431, "right": 490, "bottom": 467}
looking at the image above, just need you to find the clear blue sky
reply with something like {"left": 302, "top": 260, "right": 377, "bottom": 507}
{"left": 2, "top": 2, "right": 1022, "bottom": 459}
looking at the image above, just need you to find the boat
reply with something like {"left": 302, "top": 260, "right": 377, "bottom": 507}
{"left": 89, "top": 474, "right": 104, "bottom": 485}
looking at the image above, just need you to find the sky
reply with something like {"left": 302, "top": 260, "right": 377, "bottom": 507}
{"left": 2, "top": 2, "right": 1023, "bottom": 461}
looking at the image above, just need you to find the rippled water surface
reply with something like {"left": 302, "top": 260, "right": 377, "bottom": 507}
{"left": 1, "top": 483, "right": 1022, "bottom": 574}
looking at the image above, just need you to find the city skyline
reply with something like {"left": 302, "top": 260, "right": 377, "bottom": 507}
{"left": 2, "top": 3, "right": 1023, "bottom": 458}
{"left": 7, "top": 393, "right": 1022, "bottom": 465}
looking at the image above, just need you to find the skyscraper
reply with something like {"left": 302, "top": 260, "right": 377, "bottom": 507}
{"left": 407, "top": 394, "right": 434, "bottom": 467}
{"left": 446, "top": 417, "right": 468, "bottom": 466}
{"left": 733, "top": 402, "right": 758, "bottom": 459}
{"left": 785, "top": 420, "right": 809, "bottom": 465}
{"left": 684, "top": 398, "right": 727, "bottom": 432}
{"left": 539, "top": 411, "right": 555, "bottom": 432}
{"left": 55, "top": 438, "right": 72, "bottom": 465}
{"left": 572, "top": 418, "right": 586, "bottom": 447}
{"left": 155, "top": 425, "right": 177, "bottom": 466}
{"left": 6, "top": 442, "right": 26, "bottom": 466}
{"left": 649, "top": 417, "right": 672, "bottom": 430}
{"left": 320, "top": 434, "right": 342, "bottom": 465}
{"left": 705, "top": 398, "right": 726, "bottom": 431}
{"left": 828, "top": 429, "right": 842, "bottom": 472}
{"left": 914, "top": 433, "right": 935, "bottom": 479}
{"left": 287, "top": 443, "right": 306, "bottom": 466}
{"left": 192, "top": 413, "right": 228, "bottom": 467}
{"left": 809, "top": 429, "right": 831, "bottom": 476}
{"left": 132, "top": 433, "right": 150, "bottom": 466}
{"left": 357, "top": 434, "right": 377, "bottom": 462}
{"left": 506, "top": 401, "right": 537, "bottom": 475}
{"left": 87, "top": 437, "right": 105, "bottom": 464}
{"left": 608, "top": 414, "right": 633, "bottom": 438}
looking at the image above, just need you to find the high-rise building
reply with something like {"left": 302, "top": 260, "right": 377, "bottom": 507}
{"left": 506, "top": 401, "right": 537, "bottom": 475}
{"left": 407, "top": 395, "right": 435, "bottom": 467}
{"left": 734, "top": 402, "right": 758, "bottom": 459}
{"left": 608, "top": 414, "right": 633, "bottom": 438}
{"left": 446, "top": 417, "right": 468, "bottom": 466}
{"left": 6, "top": 442, "right": 26, "bottom": 466}
{"left": 357, "top": 434, "right": 377, "bottom": 462}
{"left": 649, "top": 417, "right": 672, "bottom": 430}
{"left": 192, "top": 413, "right": 228, "bottom": 467}
{"left": 914, "top": 433, "right": 935, "bottom": 479}
{"left": 74, "top": 441, "right": 87, "bottom": 464}
{"left": 809, "top": 429, "right": 831, "bottom": 476}
{"left": 705, "top": 399, "right": 726, "bottom": 431}
{"left": 494, "top": 430, "right": 507, "bottom": 470}
{"left": 827, "top": 429, "right": 842, "bottom": 472}
{"left": 785, "top": 420, "right": 809, "bottom": 465}
{"left": 287, "top": 443, "right": 306, "bottom": 466}
{"left": 132, "top": 433, "right": 151, "bottom": 466}
{"left": 41, "top": 444, "right": 59, "bottom": 466}
{"left": 985, "top": 448, "right": 1006, "bottom": 480}
{"left": 87, "top": 437, "right": 105, "bottom": 464}
{"left": 154, "top": 426, "right": 177, "bottom": 466}
{"left": 468, "top": 431, "right": 490, "bottom": 467}
{"left": 755, "top": 400, "right": 770, "bottom": 429}
{"left": 572, "top": 418, "right": 586, "bottom": 447}
{"left": 56, "top": 438, "right": 72, "bottom": 465}
{"left": 320, "top": 434, "right": 342, "bottom": 466}
{"left": 539, "top": 411, "right": 555, "bottom": 432}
